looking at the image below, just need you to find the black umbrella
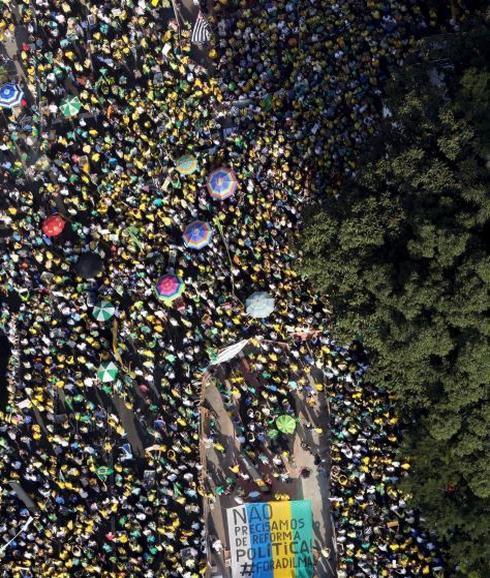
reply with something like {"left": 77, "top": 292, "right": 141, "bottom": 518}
{"left": 75, "top": 252, "right": 104, "bottom": 279}
{"left": 300, "top": 468, "right": 311, "bottom": 479}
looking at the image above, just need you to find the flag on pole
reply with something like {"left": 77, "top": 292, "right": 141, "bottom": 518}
{"left": 191, "top": 11, "right": 211, "bottom": 44}
{"left": 210, "top": 339, "right": 249, "bottom": 365}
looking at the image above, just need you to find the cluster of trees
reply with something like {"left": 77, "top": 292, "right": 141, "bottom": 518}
{"left": 300, "top": 22, "right": 489, "bottom": 577}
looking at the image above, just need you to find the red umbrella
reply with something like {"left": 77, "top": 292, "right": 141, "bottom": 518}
{"left": 42, "top": 214, "right": 66, "bottom": 237}
{"left": 155, "top": 274, "right": 184, "bottom": 302}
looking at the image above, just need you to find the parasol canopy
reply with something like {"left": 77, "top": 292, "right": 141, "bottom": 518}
{"left": 155, "top": 274, "right": 184, "bottom": 302}
{"left": 207, "top": 167, "right": 238, "bottom": 200}
{"left": 175, "top": 154, "right": 198, "bottom": 175}
{"left": 0, "top": 83, "right": 24, "bottom": 108}
{"left": 245, "top": 291, "right": 275, "bottom": 318}
{"left": 276, "top": 414, "right": 296, "bottom": 434}
{"left": 60, "top": 95, "right": 82, "bottom": 118}
{"left": 42, "top": 214, "right": 66, "bottom": 237}
{"left": 183, "top": 220, "right": 213, "bottom": 250}
{"left": 92, "top": 301, "right": 116, "bottom": 322}
{"left": 75, "top": 252, "right": 104, "bottom": 279}
{"left": 97, "top": 361, "right": 118, "bottom": 383}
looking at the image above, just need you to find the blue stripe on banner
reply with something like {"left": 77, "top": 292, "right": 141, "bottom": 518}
{"left": 245, "top": 503, "right": 273, "bottom": 578}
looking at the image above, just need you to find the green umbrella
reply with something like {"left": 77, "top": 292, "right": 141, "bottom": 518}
{"left": 97, "top": 361, "right": 118, "bottom": 383}
{"left": 276, "top": 414, "right": 296, "bottom": 435}
{"left": 175, "top": 154, "right": 198, "bottom": 175}
{"left": 96, "top": 466, "right": 114, "bottom": 481}
{"left": 60, "top": 95, "right": 82, "bottom": 118}
{"left": 92, "top": 300, "right": 115, "bottom": 322}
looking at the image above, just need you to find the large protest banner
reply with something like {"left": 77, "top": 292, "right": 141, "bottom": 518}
{"left": 226, "top": 500, "right": 314, "bottom": 578}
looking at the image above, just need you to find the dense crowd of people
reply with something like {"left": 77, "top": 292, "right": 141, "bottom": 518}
{"left": 0, "top": 0, "right": 462, "bottom": 576}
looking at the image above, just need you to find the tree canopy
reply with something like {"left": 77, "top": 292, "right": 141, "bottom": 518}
{"left": 300, "top": 23, "right": 490, "bottom": 577}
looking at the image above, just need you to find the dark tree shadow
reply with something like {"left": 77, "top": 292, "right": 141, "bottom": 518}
{"left": 0, "top": 331, "right": 11, "bottom": 413}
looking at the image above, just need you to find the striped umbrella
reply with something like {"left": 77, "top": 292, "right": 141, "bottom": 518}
{"left": 176, "top": 154, "right": 198, "bottom": 175}
{"left": 207, "top": 167, "right": 238, "bottom": 200}
{"left": 0, "top": 83, "right": 24, "bottom": 108}
{"left": 155, "top": 274, "right": 184, "bottom": 302}
{"left": 60, "top": 95, "right": 82, "bottom": 118}
{"left": 97, "top": 361, "right": 118, "bottom": 383}
{"left": 276, "top": 414, "right": 296, "bottom": 435}
{"left": 42, "top": 214, "right": 66, "bottom": 237}
{"left": 183, "top": 220, "right": 213, "bottom": 250}
{"left": 245, "top": 291, "right": 275, "bottom": 318}
{"left": 92, "top": 301, "right": 116, "bottom": 322}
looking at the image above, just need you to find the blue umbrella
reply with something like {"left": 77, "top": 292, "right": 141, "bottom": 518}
{"left": 245, "top": 291, "right": 275, "bottom": 318}
{"left": 0, "top": 83, "right": 24, "bottom": 108}
{"left": 207, "top": 167, "right": 238, "bottom": 200}
{"left": 183, "top": 220, "right": 213, "bottom": 250}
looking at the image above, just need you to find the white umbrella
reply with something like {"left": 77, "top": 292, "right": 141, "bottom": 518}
{"left": 245, "top": 291, "right": 275, "bottom": 318}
